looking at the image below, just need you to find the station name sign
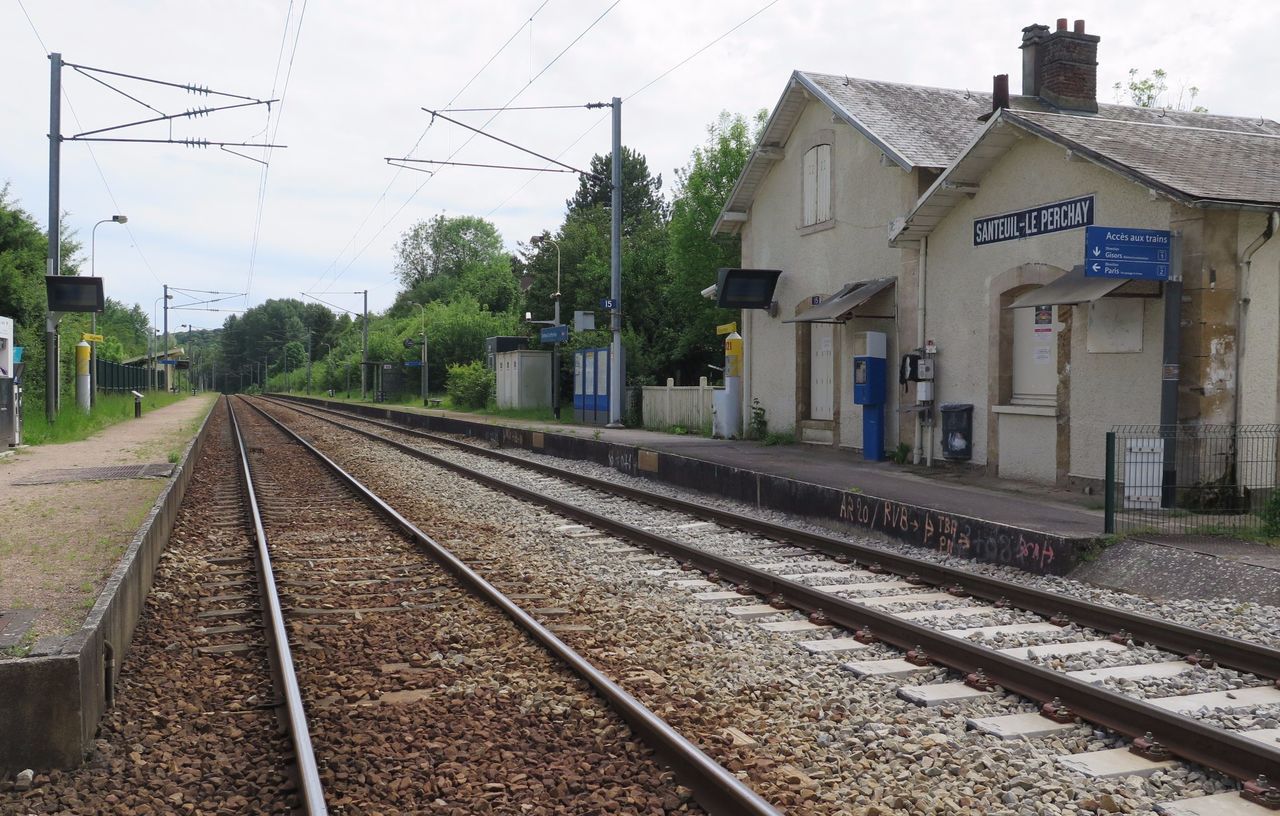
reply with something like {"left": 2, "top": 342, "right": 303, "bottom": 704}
{"left": 973, "top": 195, "right": 1094, "bottom": 246}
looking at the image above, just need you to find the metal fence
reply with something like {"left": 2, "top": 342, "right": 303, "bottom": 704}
{"left": 1105, "top": 424, "right": 1280, "bottom": 536}
{"left": 96, "top": 359, "right": 152, "bottom": 393}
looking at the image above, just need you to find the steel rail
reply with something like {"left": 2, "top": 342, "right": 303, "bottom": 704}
{"left": 225, "top": 399, "right": 328, "bottom": 815}
{"left": 237, "top": 397, "right": 781, "bottom": 816}
{"left": 261, "top": 395, "right": 1280, "bottom": 785}
{"left": 270, "top": 396, "right": 1280, "bottom": 682}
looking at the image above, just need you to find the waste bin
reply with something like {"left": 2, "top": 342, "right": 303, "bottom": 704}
{"left": 939, "top": 403, "right": 973, "bottom": 461}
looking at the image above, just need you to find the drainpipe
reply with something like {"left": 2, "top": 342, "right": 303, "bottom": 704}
{"left": 1236, "top": 210, "right": 1280, "bottom": 427}
{"left": 915, "top": 236, "right": 930, "bottom": 466}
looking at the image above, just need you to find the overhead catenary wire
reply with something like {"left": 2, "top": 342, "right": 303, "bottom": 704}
{"left": 305, "top": 0, "right": 553, "bottom": 295}
{"left": 244, "top": 0, "right": 308, "bottom": 307}
{"left": 314, "top": 0, "right": 622, "bottom": 294}
{"left": 485, "top": 0, "right": 783, "bottom": 217}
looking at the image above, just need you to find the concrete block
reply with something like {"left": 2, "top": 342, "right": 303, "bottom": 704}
{"left": 814, "top": 580, "right": 913, "bottom": 593}
{"left": 785, "top": 570, "right": 874, "bottom": 581}
{"left": 1237, "top": 727, "right": 1280, "bottom": 747}
{"left": 758, "top": 619, "right": 830, "bottom": 633}
{"left": 1157, "top": 792, "right": 1277, "bottom": 816}
{"left": 996, "top": 640, "right": 1128, "bottom": 659}
{"left": 692, "top": 591, "right": 748, "bottom": 601}
{"left": 669, "top": 579, "right": 716, "bottom": 589}
{"left": 1149, "top": 686, "right": 1280, "bottom": 714}
{"left": 797, "top": 636, "right": 872, "bottom": 654}
{"left": 1056, "top": 747, "right": 1176, "bottom": 778}
{"left": 967, "top": 711, "right": 1075, "bottom": 739}
{"left": 895, "top": 606, "right": 989, "bottom": 621}
{"left": 898, "top": 681, "right": 998, "bottom": 706}
{"left": 844, "top": 658, "right": 929, "bottom": 678}
{"left": 1067, "top": 661, "right": 1191, "bottom": 683}
{"left": 944, "top": 622, "right": 1060, "bottom": 639}
{"left": 726, "top": 604, "right": 785, "bottom": 620}
{"left": 857, "top": 592, "right": 957, "bottom": 607}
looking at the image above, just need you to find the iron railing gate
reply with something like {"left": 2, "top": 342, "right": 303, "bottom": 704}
{"left": 1105, "top": 424, "right": 1280, "bottom": 536}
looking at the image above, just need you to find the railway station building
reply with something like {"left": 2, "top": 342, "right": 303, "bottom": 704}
{"left": 714, "top": 19, "right": 1280, "bottom": 488}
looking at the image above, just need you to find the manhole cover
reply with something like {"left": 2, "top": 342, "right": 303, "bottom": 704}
{"left": 12, "top": 463, "right": 175, "bottom": 485}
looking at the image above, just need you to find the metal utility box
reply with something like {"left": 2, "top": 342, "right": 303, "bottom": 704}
{"left": 0, "top": 316, "right": 18, "bottom": 446}
{"left": 374, "top": 363, "right": 405, "bottom": 403}
{"left": 852, "top": 331, "right": 887, "bottom": 461}
{"left": 573, "top": 346, "right": 618, "bottom": 425}
{"left": 485, "top": 336, "right": 529, "bottom": 370}
{"left": 495, "top": 349, "right": 552, "bottom": 410}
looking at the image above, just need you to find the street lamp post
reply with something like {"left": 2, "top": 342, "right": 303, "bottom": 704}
{"left": 89, "top": 214, "right": 127, "bottom": 406}
{"left": 151, "top": 293, "right": 171, "bottom": 391}
{"left": 409, "top": 302, "right": 427, "bottom": 406}
{"left": 530, "top": 235, "right": 562, "bottom": 418}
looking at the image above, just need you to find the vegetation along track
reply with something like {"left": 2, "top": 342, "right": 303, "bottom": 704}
{"left": 261, "top": 394, "right": 1280, "bottom": 810}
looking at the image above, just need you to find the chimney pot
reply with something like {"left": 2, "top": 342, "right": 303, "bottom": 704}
{"left": 1057, "top": 18, "right": 1068, "bottom": 31}
{"left": 1074, "top": 19, "right": 1085, "bottom": 34}
{"left": 992, "top": 74, "right": 1010, "bottom": 112}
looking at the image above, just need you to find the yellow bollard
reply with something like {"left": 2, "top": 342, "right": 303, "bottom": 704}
{"left": 75, "top": 340, "right": 91, "bottom": 411}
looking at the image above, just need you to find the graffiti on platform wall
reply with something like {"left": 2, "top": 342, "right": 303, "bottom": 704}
{"left": 838, "top": 492, "right": 1060, "bottom": 573}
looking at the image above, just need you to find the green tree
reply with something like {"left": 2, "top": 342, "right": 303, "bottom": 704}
{"left": 665, "top": 110, "right": 767, "bottom": 382}
{"left": 393, "top": 214, "right": 507, "bottom": 290}
{"left": 1114, "top": 68, "right": 1207, "bottom": 112}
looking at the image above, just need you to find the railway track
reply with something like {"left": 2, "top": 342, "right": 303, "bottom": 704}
{"left": 229, "top": 396, "right": 779, "bottom": 814}
{"left": 260, "top": 395, "right": 1280, "bottom": 812}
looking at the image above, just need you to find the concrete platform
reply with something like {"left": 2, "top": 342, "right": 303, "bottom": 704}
{"left": 967, "top": 711, "right": 1075, "bottom": 739}
{"left": 0, "top": 394, "right": 218, "bottom": 771}
{"left": 1056, "top": 747, "right": 1177, "bottom": 778}
{"left": 1157, "top": 792, "right": 1277, "bottom": 816}
{"left": 897, "top": 681, "right": 998, "bottom": 706}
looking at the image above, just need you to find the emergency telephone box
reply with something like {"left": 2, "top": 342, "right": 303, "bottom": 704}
{"left": 0, "top": 315, "right": 20, "bottom": 446}
{"left": 852, "top": 331, "right": 887, "bottom": 461}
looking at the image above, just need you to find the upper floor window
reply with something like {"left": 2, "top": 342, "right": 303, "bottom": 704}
{"left": 802, "top": 143, "right": 831, "bottom": 227}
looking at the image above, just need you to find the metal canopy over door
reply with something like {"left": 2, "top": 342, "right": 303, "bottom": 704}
{"left": 810, "top": 323, "right": 835, "bottom": 420}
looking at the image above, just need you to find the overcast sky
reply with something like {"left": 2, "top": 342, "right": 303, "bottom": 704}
{"left": 4, "top": 0, "right": 1278, "bottom": 329}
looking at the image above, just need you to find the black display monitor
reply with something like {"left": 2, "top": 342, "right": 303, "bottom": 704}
{"left": 716, "top": 268, "right": 782, "bottom": 310}
{"left": 45, "top": 276, "right": 104, "bottom": 313}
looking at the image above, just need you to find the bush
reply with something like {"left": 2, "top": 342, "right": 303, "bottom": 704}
{"left": 445, "top": 361, "right": 494, "bottom": 408}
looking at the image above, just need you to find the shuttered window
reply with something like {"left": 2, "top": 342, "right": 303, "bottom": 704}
{"left": 802, "top": 144, "right": 831, "bottom": 227}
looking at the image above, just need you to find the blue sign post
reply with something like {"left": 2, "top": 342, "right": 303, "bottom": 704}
{"left": 540, "top": 324, "right": 569, "bottom": 344}
{"left": 1084, "top": 226, "right": 1172, "bottom": 280}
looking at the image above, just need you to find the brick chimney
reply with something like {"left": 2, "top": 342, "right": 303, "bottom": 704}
{"left": 1020, "top": 18, "right": 1100, "bottom": 113}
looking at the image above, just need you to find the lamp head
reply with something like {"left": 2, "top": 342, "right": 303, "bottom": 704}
{"left": 112, "top": 215, "right": 128, "bottom": 224}
{"left": 530, "top": 235, "right": 543, "bottom": 246}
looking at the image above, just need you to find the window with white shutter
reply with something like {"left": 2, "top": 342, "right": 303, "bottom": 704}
{"left": 802, "top": 144, "right": 831, "bottom": 227}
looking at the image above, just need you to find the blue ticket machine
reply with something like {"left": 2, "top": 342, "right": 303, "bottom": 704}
{"left": 852, "top": 331, "right": 887, "bottom": 461}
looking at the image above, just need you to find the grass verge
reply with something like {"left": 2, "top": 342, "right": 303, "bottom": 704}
{"left": 23, "top": 391, "right": 189, "bottom": 446}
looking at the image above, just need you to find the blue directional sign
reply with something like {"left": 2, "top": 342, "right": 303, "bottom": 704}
{"left": 599, "top": 298, "right": 618, "bottom": 310}
{"left": 1084, "top": 226, "right": 1172, "bottom": 280}
{"left": 540, "top": 324, "right": 569, "bottom": 344}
